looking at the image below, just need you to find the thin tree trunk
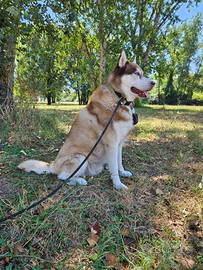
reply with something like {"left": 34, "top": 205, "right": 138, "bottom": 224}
{"left": 99, "top": 33, "right": 106, "bottom": 84}
{"left": 0, "top": 37, "right": 16, "bottom": 109}
{"left": 137, "top": 0, "right": 144, "bottom": 65}
{"left": 6, "top": 40, "right": 15, "bottom": 107}
{"left": 143, "top": 38, "right": 153, "bottom": 69}
{"left": 143, "top": 0, "right": 163, "bottom": 70}
{"left": 98, "top": 0, "right": 106, "bottom": 84}
{"left": 52, "top": 94, "right": 56, "bottom": 103}
{"left": 76, "top": 19, "right": 97, "bottom": 90}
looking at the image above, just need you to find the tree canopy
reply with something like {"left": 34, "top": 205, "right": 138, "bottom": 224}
{"left": 0, "top": 0, "right": 202, "bottom": 106}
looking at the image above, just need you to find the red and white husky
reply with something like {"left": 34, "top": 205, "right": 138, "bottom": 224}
{"left": 18, "top": 50, "right": 155, "bottom": 189}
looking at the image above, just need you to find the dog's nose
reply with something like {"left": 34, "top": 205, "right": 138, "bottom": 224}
{"left": 151, "top": 81, "right": 155, "bottom": 85}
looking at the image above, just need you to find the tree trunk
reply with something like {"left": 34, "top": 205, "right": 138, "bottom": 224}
{"left": 143, "top": 38, "right": 153, "bottom": 70}
{"left": 0, "top": 81, "right": 9, "bottom": 108}
{"left": 142, "top": 0, "right": 163, "bottom": 70}
{"left": 0, "top": 37, "right": 16, "bottom": 110}
{"left": 76, "top": 19, "right": 97, "bottom": 90}
{"left": 77, "top": 91, "right": 81, "bottom": 105}
{"left": 99, "top": 36, "right": 106, "bottom": 84}
{"left": 47, "top": 93, "right": 51, "bottom": 105}
{"left": 98, "top": 0, "right": 106, "bottom": 84}
{"left": 52, "top": 94, "right": 56, "bottom": 103}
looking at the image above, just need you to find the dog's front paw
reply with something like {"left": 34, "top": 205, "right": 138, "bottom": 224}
{"left": 119, "top": 170, "right": 132, "bottom": 177}
{"left": 114, "top": 183, "right": 128, "bottom": 190}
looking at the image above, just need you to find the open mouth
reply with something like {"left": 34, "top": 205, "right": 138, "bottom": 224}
{"left": 131, "top": 87, "right": 149, "bottom": 98}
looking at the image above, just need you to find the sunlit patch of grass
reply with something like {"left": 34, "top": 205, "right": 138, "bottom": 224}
{"left": 0, "top": 103, "right": 203, "bottom": 269}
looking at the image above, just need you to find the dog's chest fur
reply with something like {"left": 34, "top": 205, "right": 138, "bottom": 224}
{"left": 85, "top": 85, "right": 134, "bottom": 144}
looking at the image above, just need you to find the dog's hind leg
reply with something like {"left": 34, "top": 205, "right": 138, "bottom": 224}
{"left": 118, "top": 142, "right": 132, "bottom": 177}
{"left": 67, "top": 177, "right": 87, "bottom": 186}
{"left": 57, "top": 155, "right": 88, "bottom": 186}
{"left": 58, "top": 171, "right": 87, "bottom": 185}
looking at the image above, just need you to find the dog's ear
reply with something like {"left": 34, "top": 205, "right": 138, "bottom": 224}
{"left": 132, "top": 55, "right": 136, "bottom": 64}
{"left": 118, "top": 50, "right": 127, "bottom": 68}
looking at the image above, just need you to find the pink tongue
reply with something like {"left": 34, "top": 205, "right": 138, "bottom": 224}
{"left": 145, "top": 91, "right": 149, "bottom": 98}
{"left": 131, "top": 87, "right": 149, "bottom": 98}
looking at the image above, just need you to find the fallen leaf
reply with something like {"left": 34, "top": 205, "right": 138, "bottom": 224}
{"left": 125, "top": 179, "right": 133, "bottom": 184}
{"left": 105, "top": 253, "right": 117, "bottom": 266}
{"left": 102, "top": 192, "right": 108, "bottom": 197}
{"left": 89, "top": 221, "right": 101, "bottom": 235}
{"left": 87, "top": 233, "right": 99, "bottom": 247}
{"left": 5, "top": 257, "right": 10, "bottom": 264}
{"left": 91, "top": 227, "right": 97, "bottom": 235}
{"left": 1, "top": 245, "right": 5, "bottom": 253}
{"left": 14, "top": 238, "right": 27, "bottom": 254}
{"left": 15, "top": 243, "right": 24, "bottom": 253}
{"left": 144, "top": 191, "right": 152, "bottom": 196}
{"left": 156, "top": 188, "right": 164, "bottom": 195}
{"left": 121, "top": 228, "right": 129, "bottom": 237}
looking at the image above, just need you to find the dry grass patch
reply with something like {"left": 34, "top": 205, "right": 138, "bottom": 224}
{"left": 0, "top": 103, "right": 202, "bottom": 269}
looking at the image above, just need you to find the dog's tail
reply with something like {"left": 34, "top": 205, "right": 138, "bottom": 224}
{"left": 17, "top": 160, "right": 55, "bottom": 174}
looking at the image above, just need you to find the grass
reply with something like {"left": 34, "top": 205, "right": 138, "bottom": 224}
{"left": 0, "top": 102, "right": 203, "bottom": 269}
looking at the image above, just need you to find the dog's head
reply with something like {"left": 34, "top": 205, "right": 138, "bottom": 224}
{"left": 107, "top": 50, "right": 155, "bottom": 102}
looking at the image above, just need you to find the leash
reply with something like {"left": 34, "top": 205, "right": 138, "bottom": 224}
{"left": 0, "top": 98, "right": 123, "bottom": 223}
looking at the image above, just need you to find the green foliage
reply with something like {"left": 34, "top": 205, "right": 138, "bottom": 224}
{"left": 151, "top": 13, "right": 203, "bottom": 104}
{"left": 14, "top": 27, "right": 69, "bottom": 104}
{"left": 0, "top": 0, "right": 55, "bottom": 81}
{"left": 164, "top": 69, "right": 179, "bottom": 104}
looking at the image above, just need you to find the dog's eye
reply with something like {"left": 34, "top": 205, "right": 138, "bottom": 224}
{"left": 135, "top": 72, "right": 140, "bottom": 76}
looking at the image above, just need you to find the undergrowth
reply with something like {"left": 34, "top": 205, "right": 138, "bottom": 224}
{"left": 0, "top": 102, "right": 203, "bottom": 269}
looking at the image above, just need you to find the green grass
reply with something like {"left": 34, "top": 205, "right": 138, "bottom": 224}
{"left": 0, "top": 102, "right": 203, "bottom": 269}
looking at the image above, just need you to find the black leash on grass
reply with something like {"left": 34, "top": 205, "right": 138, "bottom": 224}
{"left": 0, "top": 98, "right": 124, "bottom": 223}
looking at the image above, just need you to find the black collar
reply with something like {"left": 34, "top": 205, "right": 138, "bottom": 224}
{"left": 115, "top": 90, "right": 138, "bottom": 125}
{"left": 114, "top": 91, "right": 132, "bottom": 106}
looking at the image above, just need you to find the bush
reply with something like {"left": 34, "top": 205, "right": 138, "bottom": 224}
{"left": 179, "top": 99, "right": 203, "bottom": 105}
{"left": 133, "top": 98, "right": 142, "bottom": 108}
